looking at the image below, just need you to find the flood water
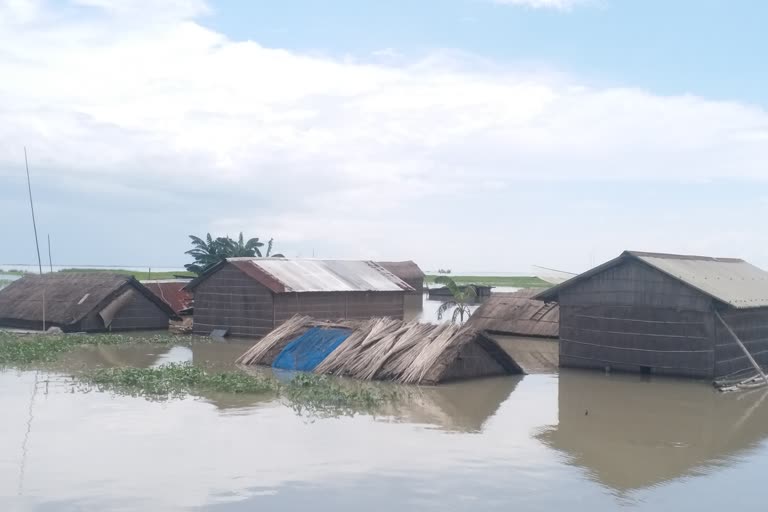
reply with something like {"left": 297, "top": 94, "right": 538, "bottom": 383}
{"left": 3, "top": 337, "right": 768, "bottom": 511}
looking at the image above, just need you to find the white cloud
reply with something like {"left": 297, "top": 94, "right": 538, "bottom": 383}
{"left": 491, "top": 0, "right": 591, "bottom": 10}
{"left": 1, "top": 0, "right": 767, "bottom": 271}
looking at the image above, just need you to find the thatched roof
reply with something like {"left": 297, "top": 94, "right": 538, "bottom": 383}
{"left": 0, "top": 273, "right": 176, "bottom": 328}
{"left": 237, "top": 315, "right": 521, "bottom": 384}
{"left": 465, "top": 289, "right": 558, "bottom": 338}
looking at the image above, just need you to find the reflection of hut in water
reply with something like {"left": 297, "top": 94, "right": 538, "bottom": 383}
{"left": 204, "top": 368, "right": 520, "bottom": 429}
{"left": 0, "top": 273, "right": 177, "bottom": 332}
{"left": 536, "top": 251, "right": 768, "bottom": 379}
{"left": 382, "top": 376, "right": 521, "bottom": 432}
{"left": 538, "top": 370, "right": 768, "bottom": 492}
{"left": 465, "top": 289, "right": 559, "bottom": 374}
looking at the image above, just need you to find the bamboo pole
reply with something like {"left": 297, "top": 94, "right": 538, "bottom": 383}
{"left": 715, "top": 310, "right": 768, "bottom": 387}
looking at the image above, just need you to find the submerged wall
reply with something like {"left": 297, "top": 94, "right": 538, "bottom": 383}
{"left": 557, "top": 259, "right": 715, "bottom": 378}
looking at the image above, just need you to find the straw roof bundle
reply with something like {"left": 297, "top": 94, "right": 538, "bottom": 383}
{"left": 238, "top": 315, "right": 518, "bottom": 384}
{"left": 236, "top": 315, "right": 314, "bottom": 365}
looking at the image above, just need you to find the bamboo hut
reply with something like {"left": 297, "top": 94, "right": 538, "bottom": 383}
{"left": 376, "top": 260, "right": 425, "bottom": 319}
{"left": 536, "top": 251, "right": 768, "bottom": 379}
{"left": 186, "top": 258, "right": 414, "bottom": 338}
{"left": 465, "top": 288, "right": 558, "bottom": 338}
{"left": 464, "top": 289, "right": 560, "bottom": 374}
{"left": 0, "top": 273, "right": 177, "bottom": 332}
{"left": 375, "top": 261, "right": 425, "bottom": 295}
{"left": 236, "top": 315, "right": 521, "bottom": 384}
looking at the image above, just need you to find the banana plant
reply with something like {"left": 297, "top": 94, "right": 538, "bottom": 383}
{"left": 434, "top": 276, "right": 477, "bottom": 324}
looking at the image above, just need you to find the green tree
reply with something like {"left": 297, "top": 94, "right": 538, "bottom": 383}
{"left": 184, "top": 233, "right": 284, "bottom": 274}
{"left": 434, "top": 276, "right": 476, "bottom": 324}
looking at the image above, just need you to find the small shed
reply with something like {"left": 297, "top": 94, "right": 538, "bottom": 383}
{"left": 535, "top": 251, "right": 768, "bottom": 379}
{"left": 0, "top": 273, "right": 177, "bottom": 332}
{"left": 375, "top": 261, "right": 425, "bottom": 295}
{"left": 186, "top": 258, "right": 414, "bottom": 338}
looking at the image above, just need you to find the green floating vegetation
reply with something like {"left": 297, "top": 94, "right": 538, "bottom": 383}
{"left": 282, "top": 373, "right": 400, "bottom": 417}
{"left": 424, "top": 275, "right": 551, "bottom": 288}
{"left": 78, "top": 363, "right": 400, "bottom": 414}
{"left": 0, "top": 332, "right": 183, "bottom": 366}
{"left": 83, "top": 363, "right": 277, "bottom": 398}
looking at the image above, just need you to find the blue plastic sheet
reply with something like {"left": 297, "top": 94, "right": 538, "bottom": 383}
{"left": 272, "top": 327, "right": 352, "bottom": 372}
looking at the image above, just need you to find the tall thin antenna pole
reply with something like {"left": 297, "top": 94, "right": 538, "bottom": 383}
{"left": 47, "top": 235, "right": 53, "bottom": 273}
{"left": 24, "top": 148, "right": 43, "bottom": 275}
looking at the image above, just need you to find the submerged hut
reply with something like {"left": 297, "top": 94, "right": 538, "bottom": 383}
{"left": 536, "top": 251, "right": 768, "bottom": 379}
{"left": 376, "top": 261, "right": 425, "bottom": 318}
{"left": 464, "top": 288, "right": 560, "bottom": 374}
{"left": 0, "top": 273, "right": 177, "bottom": 332}
{"left": 375, "top": 261, "right": 425, "bottom": 295}
{"left": 186, "top": 258, "right": 414, "bottom": 338}
{"left": 428, "top": 285, "right": 493, "bottom": 299}
{"left": 237, "top": 315, "right": 521, "bottom": 384}
{"left": 465, "top": 288, "right": 558, "bottom": 338}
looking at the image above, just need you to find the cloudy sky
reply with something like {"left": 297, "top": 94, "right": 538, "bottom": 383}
{"left": 1, "top": 0, "right": 767, "bottom": 273}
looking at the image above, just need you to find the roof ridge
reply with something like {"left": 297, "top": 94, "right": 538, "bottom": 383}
{"left": 625, "top": 250, "right": 745, "bottom": 263}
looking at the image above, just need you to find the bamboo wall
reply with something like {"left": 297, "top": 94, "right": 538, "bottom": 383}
{"left": 192, "top": 265, "right": 275, "bottom": 337}
{"left": 557, "top": 259, "right": 716, "bottom": 378}
{"left": 273, "top": 291, "right": 405, "bottom": 325}
{"left": 716, "top": 308, "right": 768, "bottom": 377}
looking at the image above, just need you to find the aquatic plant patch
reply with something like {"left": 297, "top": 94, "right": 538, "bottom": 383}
{"left": 0, "top": 332, "right": 185, "bottom": 366}
{"left": 78, "top": 363, "right": 402, "bottom": 415}
{"left": 82, "top": 363, "right": 278, "bottom": 398}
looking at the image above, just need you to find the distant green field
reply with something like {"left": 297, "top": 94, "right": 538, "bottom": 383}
{"left": 58, "top": 268, "right": 195, "bottom": 280}
{"left": 424, "top": 275, "right": 551, "bottom": 288}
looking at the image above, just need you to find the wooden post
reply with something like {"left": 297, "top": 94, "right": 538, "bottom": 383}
{"left": 716, "top": 310, "right": 768, "bottom": 386}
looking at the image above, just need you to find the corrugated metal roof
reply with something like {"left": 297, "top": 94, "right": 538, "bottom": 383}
{"left": 227, "top": 258, "right": 414, "bottom": 293}
{"left": 141, "top": 280, "right": 194, "bottom": 315}
{"left": 630, "top": 251, "right": 768, "bottom": 309}
{"left": 536, "top": 251, "right": 768, "bottom": 309}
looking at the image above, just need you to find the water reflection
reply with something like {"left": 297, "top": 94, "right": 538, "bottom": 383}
{"left": 538, "top": 370, "right": 768, "bottom": 493}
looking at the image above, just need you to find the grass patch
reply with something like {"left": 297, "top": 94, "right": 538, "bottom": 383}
{"left": 0, "top": 332, "right": 182, "bottom": 366}
{"left": 59, "top": 268, "right": 195, "bottom": 280}
{"left": 424, "top": 275, "right": 551, "bottom": 288}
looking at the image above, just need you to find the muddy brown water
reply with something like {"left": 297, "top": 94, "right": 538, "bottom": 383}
{"left": 3, "top": 337, "right": 768, "bottom": 511}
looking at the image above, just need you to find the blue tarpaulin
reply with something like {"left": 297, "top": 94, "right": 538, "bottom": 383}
{"left": 272, "top": 327, "right": 352, "bottom": 372}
